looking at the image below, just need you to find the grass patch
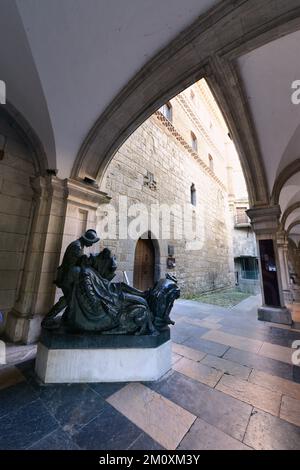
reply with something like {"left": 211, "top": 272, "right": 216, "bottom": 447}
{"left": 183, "top": 288, "right": 251, "bottom": 308}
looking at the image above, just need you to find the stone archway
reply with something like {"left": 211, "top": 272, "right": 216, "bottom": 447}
{"left": 133, "top": 238, "right": 155, "bottom": 291}
{"left": 133, "top": 233, "right": 161, "bottom": 291}
{"left": 71, "top": 1, "right": 300, "bottom": 207}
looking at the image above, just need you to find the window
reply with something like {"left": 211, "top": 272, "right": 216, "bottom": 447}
{"left": 235, "top": 206, "right": 248, "bottom": 224}
{"left": 241, "top": 257, "right": 259, "bottom": 280}
{"left": 191, "top": 132, "right": 197, "bottom": 152}
{"left": 208, "top": 154, "right": 214, "bottom": 172}
{"left": 190, "top": 183, "right": 196, "bottom": 206}
{"left": 160, "top": 102, "right": 172, "bottom": 122}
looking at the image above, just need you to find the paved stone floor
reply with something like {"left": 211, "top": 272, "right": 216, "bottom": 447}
{"left": 1, "top": 295, "right": 300, "bottom": 450}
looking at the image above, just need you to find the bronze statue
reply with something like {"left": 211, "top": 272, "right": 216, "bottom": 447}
{"left": 41, "top": 229, "right": 100, "bottom": 329}
{"left": 42, "top": 231, "right": 180, "bottom": 335}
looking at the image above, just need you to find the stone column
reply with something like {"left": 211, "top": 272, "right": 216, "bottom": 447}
{"left": 56, "top": 178, "right": 110, "bottom": 275}
{"left": 276, "top": 231, "right": 293, "bottom": 304}
{"left": 5, "top": 176, "right": 110, "bottom": 343}
{"left": 291, "top": 247, "right": 300, "bottom": 301}
{"left": 247, "top": 205, "right": 292, "bottom": 325}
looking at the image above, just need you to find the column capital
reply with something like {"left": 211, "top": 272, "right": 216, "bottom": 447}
{"left": 276, "top": 230, "right": 289, "bottom": 247}
{"left": 246, "top": 205, "right": 281, "bottom": 235}
{"left": 65, "top": 178, "right": 111, "bottom": 210}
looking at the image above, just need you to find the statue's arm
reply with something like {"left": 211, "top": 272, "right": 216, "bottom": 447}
{"left": 120, "top": 283, "right": 148, "bottom": 297}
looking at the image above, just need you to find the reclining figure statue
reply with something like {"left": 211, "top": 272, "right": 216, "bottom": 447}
{"left": 42, "top": 234, "right": 180, "bottom": 336}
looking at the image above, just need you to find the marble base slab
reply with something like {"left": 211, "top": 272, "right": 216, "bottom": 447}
{"left": 35, "top": 339, "right": 172, "bottom": 384}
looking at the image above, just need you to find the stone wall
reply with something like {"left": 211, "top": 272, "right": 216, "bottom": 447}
{"left": 233, "top": 227, "right": 257, "bottom": 258}
{"left": 0, "top": 111, "right": 35, "bottom": 332}
{"left": 98, "top": 110, "right": 235, "bottom": 295}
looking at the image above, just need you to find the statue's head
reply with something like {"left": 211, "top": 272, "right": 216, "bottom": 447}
{"left": 91, "top": 248, "right": 117, "bottom": 281}
{"left": 80, "top": 229, "right": 100, "bottom": 247}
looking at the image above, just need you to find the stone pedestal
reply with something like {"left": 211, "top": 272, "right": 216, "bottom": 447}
{"left": 35, "top": 329, "right": 172, "bottom": 383}
{"left": 258, "top": 306, "right": 292, "bottom": 325}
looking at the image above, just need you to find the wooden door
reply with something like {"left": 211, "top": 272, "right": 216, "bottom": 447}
{"left": 133, "top": 238, "right": 155, "bottom": 291}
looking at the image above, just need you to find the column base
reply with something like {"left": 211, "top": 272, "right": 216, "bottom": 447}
{"left": 283, "top": 289, "right": 294, "bottom": 304}
{"left": 292, "top": 286, "right": 300, "bottom": 302}
{"left": 258, "top": 306, "right": 292, "bottom": 325}
{"left": 5, "top": 310, "right": 43, "bottom": 344}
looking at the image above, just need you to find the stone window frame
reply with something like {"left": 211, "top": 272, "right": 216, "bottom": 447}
{"left": 190, "top": 183, "right": 196, "bottom": 206}
{"left": 160, "top": 101, "right": 173, "bottom": 122}
{"left": 191, "top": 131, "right": 197, "bottom": 152}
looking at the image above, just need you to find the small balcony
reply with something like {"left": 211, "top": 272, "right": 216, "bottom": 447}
{"left": 234, "top": 213, "right": 251, "bottom": 228}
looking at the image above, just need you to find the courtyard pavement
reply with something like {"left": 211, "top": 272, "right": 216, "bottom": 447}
{"left": 0, "top": 295, "right": 300, "bottom": 450}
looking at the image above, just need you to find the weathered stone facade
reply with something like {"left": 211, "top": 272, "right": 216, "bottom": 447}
{"left": 0, "top": 110, "right": 35, "bottom": 333}
{"left": 98, "top": 82, "right": 236, "bottom": 295}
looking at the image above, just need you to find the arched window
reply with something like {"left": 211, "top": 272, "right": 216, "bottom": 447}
{"left": 191, "top": 132, "right": 197, "bottom": 152}
{"left": 190, "top": 183, "right": 196, "bottom": 206}
{"left": 209, "top": 154, "right": 214, "bottom": 172}
{"left": 160, "top": 101, "right": 172, "bottom": 122}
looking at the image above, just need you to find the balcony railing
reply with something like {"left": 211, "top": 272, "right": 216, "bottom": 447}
{"left": 234, "top": 213, "right": 250, "bottom": 226}
{"left": 241, "top": 270, "right": 259, "bottom": 280}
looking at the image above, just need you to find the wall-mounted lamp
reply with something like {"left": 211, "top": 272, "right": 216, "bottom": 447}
{"left": 0, "top": 134, "right": 7, "bottom": 160}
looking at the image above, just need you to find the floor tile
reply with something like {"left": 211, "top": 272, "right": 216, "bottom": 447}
{"left": 173, "top": 357, "right": 223, "bottom": 387}
{"left": 259, "top": 342, "right": 292, "bottom": 364}
{"left": 203, "top": 315, "right": 224, "bottom": 323}
{"left": 128, "top": 433, "right": 164, "bottom": 450}
{"left": 28, "top": 428, "right": 79, "bottom": 450}
{"left": 171, "top": 329, "right": 192, "bottom": 344}
{"left": 0, "top": 365, "right": 25, "bottom": 390}
{"left": 6, "top": 344, "right": 37, "bottom": 366}
{"left": 216, "top": 375, "right": 282, "bottom": 416}
{"left": 172, "top": 343, "right": 206, "bottom": 362}
{"left": 37, "top": 383, "right": 106, "bottom": 434}
{"left": 201, "top": 354, "right": 251, "bottom": 380}
{"left": 280, "top": 395, "right": 300, "bottom": 427}
{"left": 183, "top": 336, "right": 229, "bottom": 357}
{"left": 178, "top": 418, "right": 251, "bottom": 450}
{"left": 249, "top": 369, "right": 300, "bottom": 400}
{"left": 73, "top": 403, "right": 142, "bottom": 450}
{"left": 294, "top": 365, "right": 300, "bottom": 383}
{"left": 0, "top": 381, "right": 38, "bottom": 418}
{"left": 0, "top": 399, "right": 58, "bottom": 449}
{"left": 89, "top": 382, "right": 126, "bottom": 399}
{"left": 266, "top": 322, "right": 293, "bottom": 330}
{"left": 223, "top": 347, "right": 295, "bottom": 381}
{"left": 107, "top": 383, "right": 196, "bottom": 450}
{"left": 171, "top": 324, "right": 209, "bottom": 343}
{"left": 150, "top": 371, "right": 252, "bottom": 441}
{"left": 244, "top": 409, "right": 300, "bottom": 450}
{"left": 268, "top": 327, "right": 300, "bottom": 347}
{"left": 202, "top": 330, "right": 263, "bottom": 354}
{"left": 181, "top": 318, "right": 222, "bottom": 330}
{"left": 172, "top": 353, "right": 182, "bottom": 365}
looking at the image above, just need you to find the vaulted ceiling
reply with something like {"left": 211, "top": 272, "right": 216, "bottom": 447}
{"left": 1, "top": 0, "right": 218, "bottom": 176}
{"left": 1, "top": 0, "right": 300, "bottom": 227}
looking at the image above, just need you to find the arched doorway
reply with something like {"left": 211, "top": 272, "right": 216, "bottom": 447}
{"left": 133, "top": 238, "right": 155, "bottom": 291}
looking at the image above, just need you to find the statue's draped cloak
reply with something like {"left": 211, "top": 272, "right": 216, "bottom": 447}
{"left": 66, "top": 266, "right": 149, "bottom": 332}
